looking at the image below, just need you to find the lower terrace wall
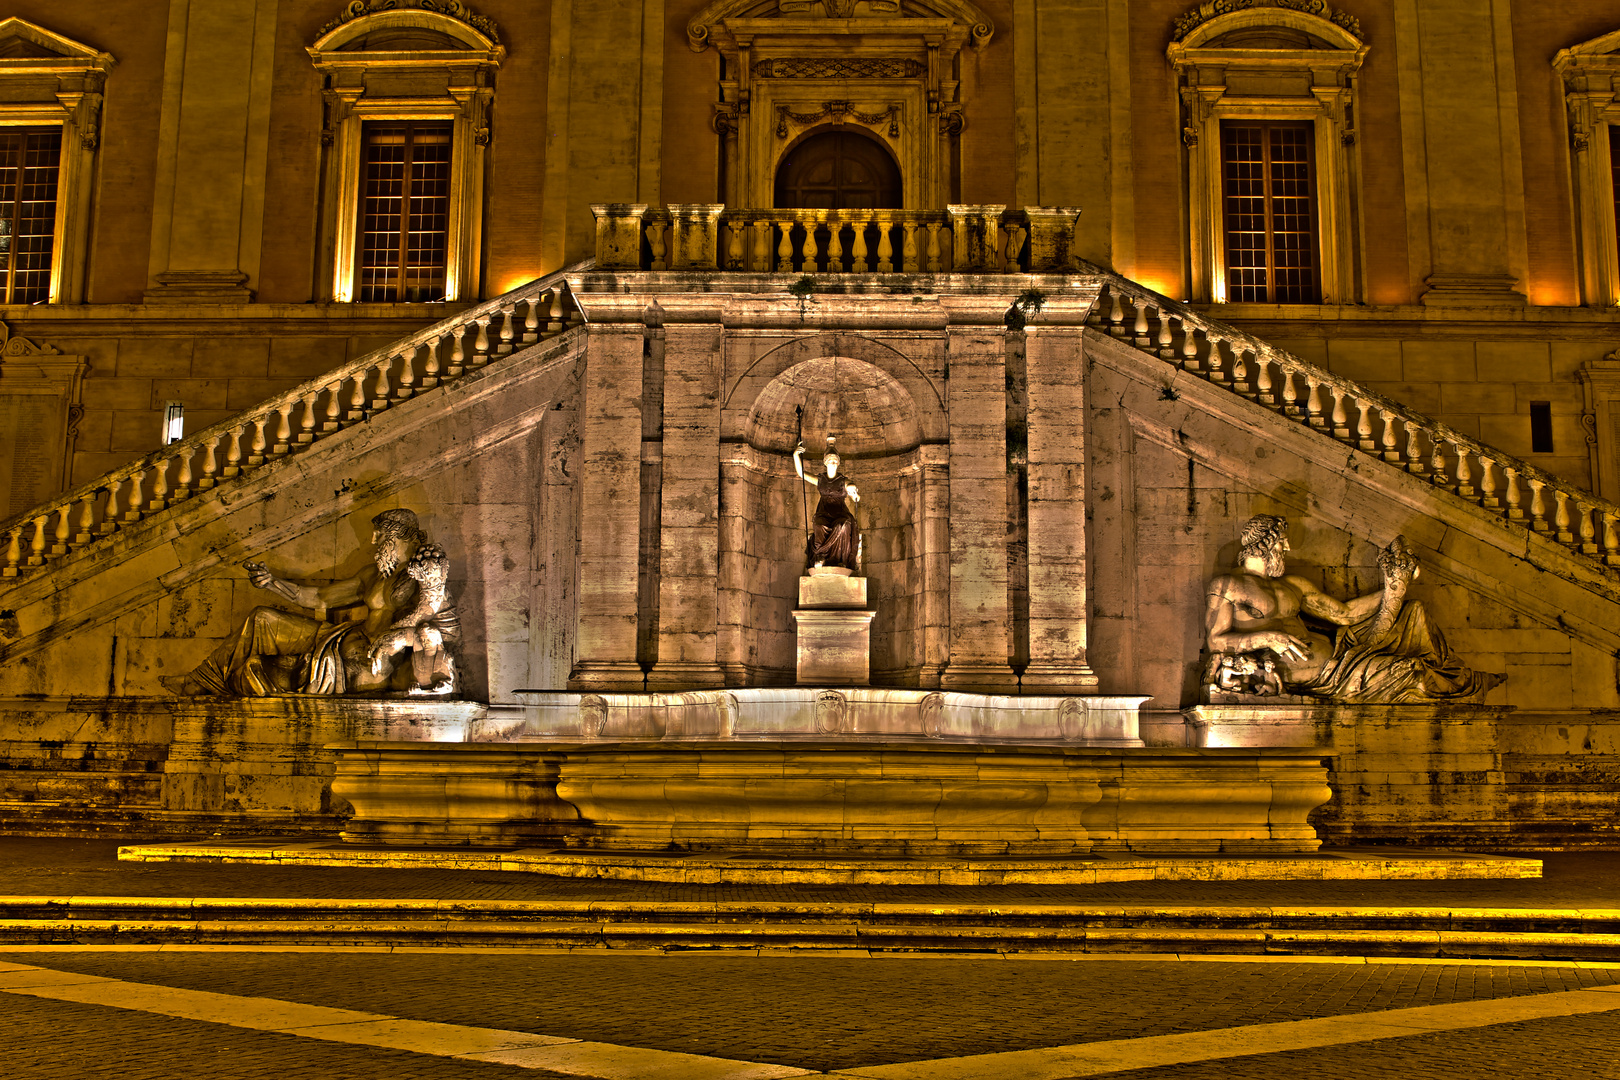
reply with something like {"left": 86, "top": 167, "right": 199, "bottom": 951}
{"left": 3, "top": 695, "right": 1616, "bottom": 847}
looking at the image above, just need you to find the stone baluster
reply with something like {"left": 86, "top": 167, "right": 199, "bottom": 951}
{"left": 925, "top": 222, "right": 942, "bottom": 272}
{"left": 1329, "top": 385, "right": 1349, "bottom": 438}
{"left": 751, "top": 220, "right": 772, "bottom": 272}
{"left": 1132, "top": 300, "right": 1151, "bottom": 346}
{"left": 421, "top": 340, "right": 441, "bottom": 390}
{"left": 725, "top": 222, "right": 744, "bottom": 270}
{"left": 1404, "top": 421, "right": 1426, "bottom": 474}
{"left": 902, "top": 221, "right": 919, "bottom": 272}
{"left": 395, "top": 346, "right": 417, "bottom": 398}
{"left": 1277, "top": 362, "right": 1298, "bottom": 412}
{"left": 1451, "top": 442, "right": 1474, "bottom": 498}
{"left": 1254, "top": 352, "right": 1275, "bottom": 405}
{"left": 370, "top": 355, "right": 393, "bottom": 409}
{"left": 248, "top": 417, "right": 269, "bottom": 466}
{"left": 826, "top": 218, "right": 845, "bottom": 272}
{"left": 802, "top": 219, "right": 820, "bottom": 271}
{"left": 321, "top": 382, "right": 343, "bottom": 432}
{"left": 448, "top": 328, "right": 466, "bottom": 378}
{"left": 2, "top": 525, "right": 21, "bottom": 576}
{"left": 550, "top": 283, "right": 570, "bottom": 328}
{"left": 1231, "top": 348, "right": 1253, "bottom": 396}
{"left": 271, "top": 401, "right": 295, "bottom": 456}
{"left": 297, "top": 393, "right": 319, "bottom": 447}
{"left": 1304, "top": 375, "right": 1326, "bottom": 428}
{"left": 74, "top": 493, "right": 96, "bottom": 546}
{"left": 1501, "top": 467, "right": 1524, "bottom": 520}
{"left": 523, "top": 296, "right": 541, "bottom": 343}
{"left": 1109, "top": 290, "right": 1127, "bottom": 337}
{"left": 496, "top": 306, "right": 516, "bottom": 356}
{"left": 1478, "top": 455, "right": 1499, "bottom": 508}
{"left": 224, "top": 425, "right": 245, "bottom": 477}
{"left": 147, "top": 458, "right": 170, "bottom": 512}
{"left": 198, "top": 434, "right": 220, "bottom": 489}
{"left": 1157, "top": 307, "right": 1175, "bottom": 360}
{"left": 1180, "top": 322, "right": 1201, "bottom": 372}
{"left": 1602, "top": 512, "right": 1620, "bottom": 566}
{"left": 1428, "top": 437, "right": 1449, "bottom": 487}
{"left": 1577, "top": 502, "right": 1600, "bottom": 554}
{"left": 647, "top": 222, "right": 667, "bottom": 271}
{"left": 348, "top": 369, "right": 368, "bottom": 420}
{"left": 51, "top": 504, "right": 70, "bottom": 555}
{"left": 472, "top": 315, "right": 492, "bottom": 367}
{"left": 776, "top": 223, "right": 793, "bottom": 271}
{"left": 172, "top": 445, "right": 194, "bottom": 502}
{"left": 1527, "top": 478, "right": 1549, "bottom": 531}
{"left": 1207, "top": 338, "right": 1231, "bottom": 385}
{"left": 1353, "top": 399, "right": 1374, "bottom": 450}
{"left": 876, "top": 215, "right": 894, "bottom": 272}
{"left": 100, "top": 477, "right": 123, "bottom": 534}
{"left": 1380, "top": 412, "right": 1403, "bottom": 464}
{"left": 1553, "top": 488, "right": 1573, "bottom": 543}
{"left": 1002, "top": 221, "right": 1026, "bottom": 271}
{"left": 25, "top": 515, "right": 47, "bottom": 566}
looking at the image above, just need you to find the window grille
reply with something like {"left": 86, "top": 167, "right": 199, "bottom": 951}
{"left": 0, "top": 127, "right": 61, "bottom": 305}
{"left": 1221, "top": 121, "right": 1319, "bottom": 304}
{"left": 357, "top": 121, "right": 452, "bottom": 303}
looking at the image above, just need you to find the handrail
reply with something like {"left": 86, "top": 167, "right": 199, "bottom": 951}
{"left": 1080, "top": 261, "right": 1620, "bottom": 572}
{"left": 1, "top": 261, "right": 592, "bottom": 578}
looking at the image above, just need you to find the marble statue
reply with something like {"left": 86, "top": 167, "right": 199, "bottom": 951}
{"left": 1203, "top": 514, "right": 1502, "bottom": 703}
{"left": 793, "top": 437, "right": 862, "bottom": 571}
{"left": 161, "top": 509, "right": 460, "bottom": 697}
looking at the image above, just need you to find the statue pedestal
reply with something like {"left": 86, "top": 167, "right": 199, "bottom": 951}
{"left": 793, "top": 572, "right": 873, "bottom": 685}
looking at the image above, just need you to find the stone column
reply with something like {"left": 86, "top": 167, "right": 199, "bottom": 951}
{"left": 919, "top": 444, "right": 951, "bottom": 688}
{"left": 569, "top": 326, "right": 647, "bottom": 691}
{"left": 646, "top": 323, "right": 726, "bottom": 689}
{"left": 1020, "top": 325, "right": 1098, "bottom": 692}
{"left": 940, "top": 325, "right": 1018, "bottom": 692}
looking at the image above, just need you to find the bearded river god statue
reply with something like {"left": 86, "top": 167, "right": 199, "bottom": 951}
{"left": 1203, "top": 514, "right": 1503, "bottom": 704}
{"left": 161, "top": 509, "right": 461, "bottom": 698}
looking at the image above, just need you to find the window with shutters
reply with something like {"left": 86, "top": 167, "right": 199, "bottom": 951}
{"left": 1220, "top": 121, "right": 1319, "bottom": 304}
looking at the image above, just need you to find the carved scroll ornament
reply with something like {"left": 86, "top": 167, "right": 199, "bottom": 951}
{"left": 1170, "top": 0, "right": 1362, "bottom": 42}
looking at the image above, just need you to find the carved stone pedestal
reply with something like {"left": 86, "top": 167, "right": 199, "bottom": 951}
{"left": 793, "top": 571, "right": 873, "bottom": 685}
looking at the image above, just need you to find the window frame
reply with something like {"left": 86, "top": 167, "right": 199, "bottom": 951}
{"left": 0, "top": 18, "right": 113, "bottom": 307}
{"left": 1219, "top": 119, "right": 1321, "bottom": 304}
{"left": 1168, "top": 7, "right": 1366, "bottom": 305}
{"left": 355, "top": 118, "right": 455, "bottom": 303}
{"left": 1555, "top": 31, "right": 1620, "bottom": 308}
{"left": 308, "top": 8, "right": 503, "bottom": 304}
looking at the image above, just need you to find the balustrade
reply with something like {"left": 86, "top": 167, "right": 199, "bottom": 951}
{"left": 1081, "top": 279, "right": 1620, "bottom": 579}
{"left": 0, "top": 265, "right": 584, "bottom": 580}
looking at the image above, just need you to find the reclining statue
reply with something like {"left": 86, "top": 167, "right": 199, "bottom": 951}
{"left": 1203, "top": 514, "right": 1502, "bottom": 703}
{"left": 161, "top": 508, "right": 460, "bottom": 698}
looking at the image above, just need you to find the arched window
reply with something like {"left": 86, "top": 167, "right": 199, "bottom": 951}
{"left": 774, "top": 131, "right": 902, "bottom": 210}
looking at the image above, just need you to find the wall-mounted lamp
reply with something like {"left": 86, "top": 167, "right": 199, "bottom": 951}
{"left": 163, "top": 401, "right": 184, "bottom": 445}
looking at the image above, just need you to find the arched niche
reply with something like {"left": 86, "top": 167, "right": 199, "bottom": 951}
{"left": 719, "top": 357, "right": 942, "bottom": 687}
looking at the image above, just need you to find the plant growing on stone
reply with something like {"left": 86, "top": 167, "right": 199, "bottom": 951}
{"left": 1005, "top": 287, "right": 1047, "bottom": 331}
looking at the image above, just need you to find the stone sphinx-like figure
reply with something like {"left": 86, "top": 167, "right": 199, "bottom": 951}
{"left": 793, "top": 437, "right": 862, "bottom": 571}
{"left": 1203, "top": 514, "right": 1502, "bottom": 703}
{"left": 162, "top": 509, "right": 461, "bottom": 698}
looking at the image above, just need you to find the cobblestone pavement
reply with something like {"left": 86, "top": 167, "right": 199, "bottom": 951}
{"left": 4, "top": 836, "right": 1619, "bottom": 908}
{"left": 5, "top": 950, "right": 1619, "bottom": 1074}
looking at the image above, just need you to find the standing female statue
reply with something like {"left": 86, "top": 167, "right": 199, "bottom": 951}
{"left": 793, "top": 438, "right": 862, "bottom": 571}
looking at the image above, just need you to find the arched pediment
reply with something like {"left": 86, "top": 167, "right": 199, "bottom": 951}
{"left": 310, "top": 1, "right": 502, "bottom": 58}
{"left": 688, "top": 0, "right": 994, "bottom": 53}
{"left": 1170, "top": 1, "right": 1362, "bottom": 49}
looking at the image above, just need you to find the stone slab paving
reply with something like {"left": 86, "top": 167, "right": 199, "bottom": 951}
{"left": 4, "top": 950, "right": 1619, "bottom": 1074}
{"left": 3, "top": 837, "right": 1619, "bottom": 909}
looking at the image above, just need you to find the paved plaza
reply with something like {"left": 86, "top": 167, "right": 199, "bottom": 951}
{"left": 2, "top": 837, "right": 1619, "bottom": 1078}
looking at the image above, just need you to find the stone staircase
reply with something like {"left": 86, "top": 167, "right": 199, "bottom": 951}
{"left": 0, "top": 262, "right": 589, "bottom": 579}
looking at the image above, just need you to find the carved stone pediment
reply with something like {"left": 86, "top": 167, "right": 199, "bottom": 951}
{"left": 687, "top": 0, "right": 993, "bottom": 54}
